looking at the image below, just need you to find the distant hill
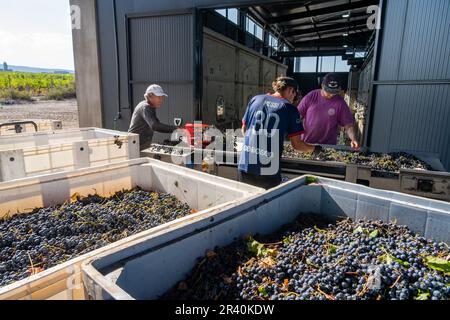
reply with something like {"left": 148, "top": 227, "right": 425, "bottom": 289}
{"left": 6, "top": 65, "right": 75, "bottom": 74}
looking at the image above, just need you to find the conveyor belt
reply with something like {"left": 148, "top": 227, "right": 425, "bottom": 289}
{"left": 143, "top": 145, "right": 450, "bottom": 202}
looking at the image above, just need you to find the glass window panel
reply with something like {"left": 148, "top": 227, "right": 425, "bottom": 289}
{"left": 320, "top": 56, "right": 336, "bottom": 73}
{"left": 300, "top": 57, "right": 317, "bottom": 73}
{"left": 268, "top": 34, "right": 278, "bottom": 49}
{"left": 255, "top": 24, "right": 264, "bottom": 40}
{"left": 246, "top": 17, "right": 255, "bottom": 34}
{"left": 215, "top": 9, "right": 226, "bottom": 17}
{"left": 228, "top": 9, "right": 238, "bottom": 25}
{"left": 335, "top": 56, "right": 350, "bottom": 72}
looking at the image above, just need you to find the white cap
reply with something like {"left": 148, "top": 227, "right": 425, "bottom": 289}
{"left": 144, "top": 84, "right": 168, "bottom": 98}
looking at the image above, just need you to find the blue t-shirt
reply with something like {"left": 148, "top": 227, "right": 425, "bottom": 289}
{"left": 238, "top": 94, "right": 304, "bottom": 176}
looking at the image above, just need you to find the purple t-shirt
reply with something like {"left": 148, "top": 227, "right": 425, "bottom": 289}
{"left": 298, "top": 89, "right": 354, "bottom": 145}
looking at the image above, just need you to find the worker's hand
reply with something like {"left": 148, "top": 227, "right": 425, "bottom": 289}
{"left": 313, "top": 145, "right": 323, "bottom": 155}
{"left": 351, "top": 140, "right": 360, "bottom": 150}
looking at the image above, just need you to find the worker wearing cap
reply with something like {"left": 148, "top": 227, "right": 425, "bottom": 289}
{"left": 128, "top": 85, "right": 180, "bottom": 151}
{"left": 297, "top": 73, "right": 360, "bottom": 149}
{"left": 238, "top": 77, "right": 321, "bottom": 189}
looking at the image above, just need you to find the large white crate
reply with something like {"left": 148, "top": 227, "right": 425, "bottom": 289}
{"left": 0, "top": 158, "right": 264, "bottom": 300}
{"left": 0, "top": 119, "right": 63, "bottom": 135}
{"left": 0, "top": 128, "right": 140, "bottom": 182}
{"left": 80, "top": 176, "right": 450, "bottom": 300}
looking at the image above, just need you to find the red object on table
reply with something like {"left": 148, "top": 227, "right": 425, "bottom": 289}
{"left": 184, "top": 123, "right": 212, "bottom": 147}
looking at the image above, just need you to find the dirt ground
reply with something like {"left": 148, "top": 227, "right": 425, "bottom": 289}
{"left": 0, "top": 99, "right": 79, "bottom": 130}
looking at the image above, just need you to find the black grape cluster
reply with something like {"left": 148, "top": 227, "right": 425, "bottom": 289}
{"left": 163, "top": 216, "right": 450, "bottom": 301}
{"left": 283, "top": 145, "right": 432, "bottom": 173}
{"left": 0, "top": 189, "right": 191, "bottom": 288}
{"left": 148, "top": 144, "right": 189, "bottom": 156}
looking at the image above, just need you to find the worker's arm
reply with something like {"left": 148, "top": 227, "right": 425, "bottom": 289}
{"left": 241, "top": 99, "right": 254, "bottom": 137}
{"left": 287, "top": 105, "right": 319, "bottom": 154}
{"left": 241, "top": 123, "right": 247, "bottom": 136}
{"left": 344, "top": 124, "right": 360, "bottom": 149}
{"left": 144, "top": 107, "right": 178, "bottom": 133}
{"left": 338, "top": 101, "right": 360, "bottom": 150}
{"left": 290, "top": 136, "right": 318, "bottom": 153}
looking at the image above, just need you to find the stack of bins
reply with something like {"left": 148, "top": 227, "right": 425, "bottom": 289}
{"left": 0, "top": 158, "right": 264, "bottom": 300}
{"left": 80, "top": 176, "right": 450, "bottom": 300}
{"left": 0, "top": 128, "right": 140, "bottom": 182}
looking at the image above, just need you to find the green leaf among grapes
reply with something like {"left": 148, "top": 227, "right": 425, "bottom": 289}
{"left": 415, "top": 291, "right": 430, "bottom": 300}
{"left": 327, "top": 244, "right": 339, "bottom": 256}
{"left": 283, "top": 236, "right": 293, "bottom": 245}
{"left": 305, "top": 176, "right": 318, "bottom": 185}
{"left": 258, "top": 286, "right": 269, "bottom": 297}
{"left": 369, "top": 230, "right": 379, "bottom": 238}
{"left": 424, "top": 256, "right": 450, "bottom": 275}
{"left": 247, "top": 238, "right": 276, "bottom": 258}
{"left": 380, "top": 251, "right": 410, "bottom": 268}
{"left": 314, "top": 226, "right": 327, "bottom": 234}
{"left": 353, "top": 226, "right": 366, "bottom": 234}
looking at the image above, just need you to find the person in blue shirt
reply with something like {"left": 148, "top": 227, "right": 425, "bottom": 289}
{"left": 238, "top": 77, "right": 322, "bottom": 189}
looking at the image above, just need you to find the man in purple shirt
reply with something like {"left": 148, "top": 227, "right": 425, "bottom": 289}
{"left": 298, "top": 73, "right": 360, "bottom": 149}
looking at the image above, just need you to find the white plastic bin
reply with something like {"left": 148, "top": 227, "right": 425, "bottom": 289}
{"left": 81, "top": 176, "right": 450, "bottom": 300}
{"left": 0, "top": 119, "right": 63, "bottom": 135}
{"left": 0, "top": 128, "right": 140, "bottom": 182}
{"left": 0, "top": 158, "right": 264, "bottom": 300}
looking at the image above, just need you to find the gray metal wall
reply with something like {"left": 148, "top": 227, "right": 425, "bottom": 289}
{"left": 128, "top": 13, "right": 195, "bottom": 142}
{"left": 94, "top": 0, "right": 292, "bottom": 132}
{"left": 202, "top": 28, "right": 287, "bottom": 128}
{"left": 370, "top": 0, "right": 450, "bottom": 171}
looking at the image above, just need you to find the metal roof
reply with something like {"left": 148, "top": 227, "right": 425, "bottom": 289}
{"left": 247, "top": 0, "right": 379, "bottom": 56}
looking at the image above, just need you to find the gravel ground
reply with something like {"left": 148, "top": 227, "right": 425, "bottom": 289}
{"left": 0, "top": 99, "right": 79, "bottom": 130}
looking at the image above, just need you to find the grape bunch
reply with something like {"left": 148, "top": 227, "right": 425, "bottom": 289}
{"left": 0, "top": 189, "right": 191, "bottom": 288}
{"left": 283, "top": 145, "right": 432, "bottom": 173}
{"left": 163, "top": 215, "right": 450, "bottom": 301}
{"left": 147, "top": 144, "right": 189, "bottom": 156}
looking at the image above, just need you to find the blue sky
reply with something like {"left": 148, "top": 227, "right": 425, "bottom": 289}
{"left": 0, "top": 0, "right": 74, "bottom": 70}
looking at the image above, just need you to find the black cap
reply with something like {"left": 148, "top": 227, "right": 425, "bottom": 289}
{"left": 322, "top": 73, "right": 343, "bottom": 95}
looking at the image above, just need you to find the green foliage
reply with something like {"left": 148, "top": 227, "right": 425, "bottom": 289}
{"left": 247, "top": 237, "right": 276, "bottom": 258}
{"left": 305, "top": 176, "right": 319, "bottom": 185}
{"left": 258, "top": 286, "right": 269, "bottom": 298}
{"left": 0, "top": 71, "right": 75, "bottom": 101}
{"left": 353, "top": 227, "right": 379, "bottom": 238}
{"left": 369, "top": 230, "right": 379, "bottom": 238}
{"left": 379, "top": 250, "right": 410, "bottom": 268}
{"left": 44, "top": 84, "right": 76, "bottom": 101}
{"left": 424, "top": 256, "right": 450, "bottom": 275}
{"left": 326, "top": 243, "right": 339, "bottom": 256}
{"left": 283, "top": 236, "right": 294, "bottom": 245}
{"left": 415, "top": 291, "right": 430, "bottom": 300}
{"left": 0, "top": 88, "right": 34, "bottom": 101}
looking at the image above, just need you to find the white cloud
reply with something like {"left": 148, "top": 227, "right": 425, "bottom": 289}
{"left": 0, "top": 30, "right": 74, "bottom": 70}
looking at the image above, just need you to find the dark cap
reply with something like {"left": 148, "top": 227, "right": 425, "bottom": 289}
{"left": 322, "top": 73, "right": 343, "bottom": 95}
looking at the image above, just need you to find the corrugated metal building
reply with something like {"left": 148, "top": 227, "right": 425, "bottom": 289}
{"left": 70, "top": 0, "right": 450, "bottom": 171}
{"left": 368, "top": 0, "right": 450, "bottom": 172}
